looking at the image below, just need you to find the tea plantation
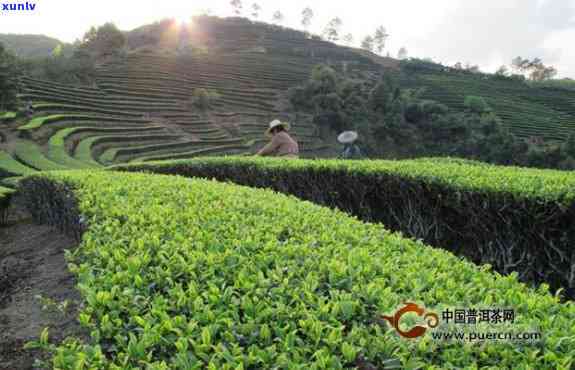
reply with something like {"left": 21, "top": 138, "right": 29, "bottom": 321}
{"left": 2, "top": 15, "right": 575, "bottom": 369}
{"left": 3, "top": 18, "right": 575, "bottom": 175}
{"left": 18, "top": 170, "right": 575, "bottom": 368}
{"left": 399, "top": 68, "right": 575, "bottom": 141}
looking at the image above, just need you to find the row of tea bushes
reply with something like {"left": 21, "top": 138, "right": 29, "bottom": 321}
{"left": 19, "top": 170, "right": 575, "bottom": 368}
{"left": 113, "top": 157, "right": 575, "bottom": 298}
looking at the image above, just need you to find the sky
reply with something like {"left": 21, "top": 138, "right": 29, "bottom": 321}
{"left": 1, "top": 0, "right": 575, "bottom": 78}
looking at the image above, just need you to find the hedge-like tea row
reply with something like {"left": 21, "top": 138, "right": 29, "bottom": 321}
{"left": 0, "top": 150, "right": 38, "bottom": 177}
{"left": 0, "top": 111, "right": 16, "bottom": 121}
{"left": 113, "top": 157, "right": 575, "bottom": 298}
{"left": 19, "top": 171, "right": 575, "bottom": 368}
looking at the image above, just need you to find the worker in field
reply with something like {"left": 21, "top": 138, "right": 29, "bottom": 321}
{"left": 25, "top": 100, "right": 34, "bottom": 118}
{"left": 338, "top": 131, "right": 363, "bottom": 159}
{"left": 256, "top": 119, "right": 299, "bottom": 158}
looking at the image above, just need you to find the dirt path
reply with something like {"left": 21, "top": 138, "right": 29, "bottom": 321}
{"left": 0, "top": 202, "right": 83, "bottom": 370}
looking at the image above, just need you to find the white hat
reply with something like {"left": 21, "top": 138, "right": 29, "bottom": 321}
{"left": 265, "top": 119, "right": 291, "bottom": 137}
{"left": 338, "top": 131, "right": 358, "bottom": 144}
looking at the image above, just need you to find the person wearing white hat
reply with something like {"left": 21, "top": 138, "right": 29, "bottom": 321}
{"left": 338, "top": 131, "right": 363, "bottom": 159}
{"left": 256, "top": 119, "right": 299, "bottom": 158}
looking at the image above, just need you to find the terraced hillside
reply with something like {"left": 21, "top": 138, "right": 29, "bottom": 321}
{"left": 0, "top": 18, "right": 392, "bottom": 176}
{"left": 3, "top": 16, "right": 575, "bottom": 177}
{"left": 400, "top": 67, "right": 575, "bottom": 141}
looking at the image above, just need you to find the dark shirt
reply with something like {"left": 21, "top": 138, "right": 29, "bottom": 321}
{"left": 341, "top": 144, "right": 362, "bottom": 159}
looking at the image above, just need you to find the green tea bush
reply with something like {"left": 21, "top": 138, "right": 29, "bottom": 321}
{"left": 0, "top": 111, "right": 17, "bottom": 121}
{"left": 113, "top": 157, "right": 575, "bottom": 298}
{"left": 0, "top": 150, "right": 38, "bottom": 177}
{"left": 189, "top": 88, "right": 221, "bottom": 110}
{"left": 464, "top": 96, "right": 490, "bottom": 114}
{"left": 19, "top": 171, "right": 575, "bottom": 368}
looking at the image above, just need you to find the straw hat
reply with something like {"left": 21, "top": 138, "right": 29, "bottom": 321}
{"left": 337, "top": 131, "right": 359, "bottom": 144}
{"left": 265, "top": 119, "right": 291, "bottom": 137}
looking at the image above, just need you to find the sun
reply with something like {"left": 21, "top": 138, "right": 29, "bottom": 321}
{"left": 177, "top": 15, "right": 192, "bottom": 26}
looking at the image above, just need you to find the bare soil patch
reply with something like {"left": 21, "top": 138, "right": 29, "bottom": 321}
{"left": 0, "top": 200, "right": 83, "bottom": 370}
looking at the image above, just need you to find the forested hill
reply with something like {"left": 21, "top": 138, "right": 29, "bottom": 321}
{"left": 0, "top": 34, "right": 72, "bottom": 58}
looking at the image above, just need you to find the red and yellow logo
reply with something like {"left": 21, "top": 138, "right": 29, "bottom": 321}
{"left": 382, "top": 303, "right": 439, "bottom": 338}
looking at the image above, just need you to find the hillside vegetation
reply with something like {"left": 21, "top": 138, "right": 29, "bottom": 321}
{"left": 1, "top": 17, "right": 385, "bottom": 175}
{"left": 1, "top": 16, "right": 575, "bottom": 175}
{"left": 400, "top": 59, "right": 575, "bottom": 141}
{"left": 0, "top": 34, "right": 71, "bottom": 58}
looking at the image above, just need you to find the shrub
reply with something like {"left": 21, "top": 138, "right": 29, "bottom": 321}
{"left": 405, "top": 101, "right": 449, "bottom": 123}
{"left": 19, "top": 171, "right": 575, "bottom": 368}
{"left": 0, "top": 43, "right": 19, "bottom": 111}
{"left": 421, "top": 100, "right": 449, "bottom": 116}
{"left": 509, "top": 74, "right": 526, "bottom": 83}
{"left": 114, "top": 157, "right": 575, "bottom": 298}
{"left": 464, "top": 96, "right": 491, "bottom": 114}
{"left": 404, "top": 102, "right": 424, "bottom": 123}
{"left": 189, "top": 88, "right": 221, "bottom": 110}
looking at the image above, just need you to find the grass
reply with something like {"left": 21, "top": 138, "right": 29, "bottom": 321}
{"left": 20, "top": 170, "right": 575, "bottom": 368}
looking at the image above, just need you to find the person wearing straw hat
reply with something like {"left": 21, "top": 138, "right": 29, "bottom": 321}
{"left": 338, "top": 131, "right": 363, "bottom": 159}
{"left": 255, "top": 119, "right": 299, "bottom": 158}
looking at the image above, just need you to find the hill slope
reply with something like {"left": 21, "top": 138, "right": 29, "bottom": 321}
{"left": 1, "top": 17, "right": 385, "bottom": 176}
{"left": 399, "top": 63, "right": 575, "bottom": 141}
{"left": 0, "top": 34, "right": 69, "bottom": 58}
{"left": 2, "top": 16, "right": 575, "bottom": 177}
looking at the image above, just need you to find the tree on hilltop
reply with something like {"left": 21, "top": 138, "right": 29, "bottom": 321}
{"left": 322, "top": 17, "right": 343, "bottom": 42}
{"left": 397, "top": 47, "right": 408, "bottom": 60}
{"left": 373, "top": 26, "right": 389, "bottom": 55}
{"left": 302, "top": 7, "right": 314, "bottom": 30}
{"left": 361, "top": 36, "right": 374, "bottom": 52}
{"left": 251, "top": 3, "right": 261, "bottom": 19}
{"left": 512, "top": 56, "right": 557, "bottom": 81}
{"left": 273, "top": 11, "right": 285, "bottom": 25}
{"left": 511, "top": 56, "right": 530, "bottom": 73}
{"left": 343, "top": 33, "right": 354, "bottom": 46}
{"left": 230, "top": 0, "right": 243, "bottom": 16}
{"left": 465, "top": 63, "right": 480, "bottom": 73}
{"left": 495, "top": 65, "right": 509, "bottom": 76}
{"left": 79, "top": 22, "right": 125, "bottom": 59}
